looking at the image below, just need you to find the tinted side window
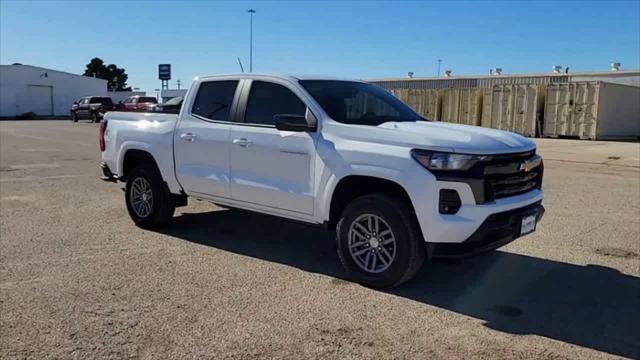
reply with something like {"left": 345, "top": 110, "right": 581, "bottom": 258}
{"left": 244, "top": 81, "right": 306, "bottom": 126}
{"left": 90, "top": 97, "right": 112, "bottom": 104}
{"left": 139, "top": 97, "right": 157, "bottom": 103}
{"left": 192, "top": 80, "right": 239, "bottom": 121}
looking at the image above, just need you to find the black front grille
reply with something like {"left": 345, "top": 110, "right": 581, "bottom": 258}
{"left": 426, "top": 149, "right": 543, "bottom": 204}
{"left": 483, "top": 153, "right": 543, "bottom": 201}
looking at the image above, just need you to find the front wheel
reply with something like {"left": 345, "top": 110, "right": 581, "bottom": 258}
{"left": 71, "top": 111, "right": 78, "bottom": 122}
{"left": 336, "top": 194, "right": 429, "bottom": 289}
{"left": 125, "top": 164, "right": 175, "bottom": 229}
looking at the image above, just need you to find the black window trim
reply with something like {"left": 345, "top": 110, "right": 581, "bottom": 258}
{"left": 189, "top": 79, "right": 243, "bottom": 124}
{"left": 236, "top": 79, "right": 310, "bottom": 129}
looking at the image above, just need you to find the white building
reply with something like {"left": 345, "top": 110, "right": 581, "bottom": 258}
{"left": 0, "top": 64, "right": 108, "bottom": 117}
{"left": 160, "top": 89, "right": 187, "bottom": 103}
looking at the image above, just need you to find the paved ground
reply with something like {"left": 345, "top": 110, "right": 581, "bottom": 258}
{"left": 1, "top": 120, "right": 638, "bottom": 360}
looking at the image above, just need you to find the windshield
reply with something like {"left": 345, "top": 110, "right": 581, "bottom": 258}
{"left": 299, "top": 80, "right": 421, "bottom": 126}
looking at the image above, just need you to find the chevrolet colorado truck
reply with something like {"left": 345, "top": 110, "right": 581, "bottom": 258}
{"left": 99, "top": 74, "right": 544, "bottom": 289}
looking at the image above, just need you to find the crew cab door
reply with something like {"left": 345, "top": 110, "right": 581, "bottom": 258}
{"left": 229, "top": 80, "right": 316, "bottom": 215}
{"left": 173, "top": 79, "right": 241, "bottom": 199}
{"left": 77, "top": 98, "right": 90, "bottom": 118}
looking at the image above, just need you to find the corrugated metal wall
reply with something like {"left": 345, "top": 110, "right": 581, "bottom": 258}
{"left": 372, "top": 75, "right": 568, "bottom": 90}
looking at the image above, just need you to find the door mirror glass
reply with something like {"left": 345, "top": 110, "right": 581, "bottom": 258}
{"left": 273, "top": 114, "right": 315, "bottom": 132}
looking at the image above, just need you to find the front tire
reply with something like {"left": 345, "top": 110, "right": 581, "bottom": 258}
{"left": 336, "top": 194, "right": 428, "bottom": 289}
{"left": 125, "top": 164, "right": 175, "bottom": 229}
{"left": 71, "top": 111, "right": 78, "bottom": 122}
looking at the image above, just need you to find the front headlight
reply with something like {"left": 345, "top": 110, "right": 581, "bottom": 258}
{"left": 411, "top": 149, "right": 488, "bottom": 171}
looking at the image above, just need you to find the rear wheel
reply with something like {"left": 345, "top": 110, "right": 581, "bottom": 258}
{"left": 125, "top": 164, "right": 175, "bottom": 229}
{"left": 91, "top": 112, "right": 100, "bottom": 123}
{"left": 336, "top": 194, "right": 429, "bottom": 289}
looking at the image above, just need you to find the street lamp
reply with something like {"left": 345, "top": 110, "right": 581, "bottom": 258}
{"left": 248, "top": 9, "right": 256, "bottom": 72}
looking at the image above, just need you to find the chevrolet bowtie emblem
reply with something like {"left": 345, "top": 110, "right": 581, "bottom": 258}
{"left": 519, "top": 155, "right": 542, "bottom": 172}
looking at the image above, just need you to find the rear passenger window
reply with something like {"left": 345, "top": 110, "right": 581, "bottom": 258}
{"left": 192, "top": 81, "right": 239, "bottom": 121}
{"left": 244, "top": 81, "right": 306, "bottom": 126}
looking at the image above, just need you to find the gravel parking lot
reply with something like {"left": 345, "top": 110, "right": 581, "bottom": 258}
{"left": 1, "top": 120, "right": 639, "bottom": 359}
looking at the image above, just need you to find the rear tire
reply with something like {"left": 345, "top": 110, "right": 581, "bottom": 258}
{"left": 125, "top": 164, "right": 175, "bottom": 229}
{"left": 91, "top": 112, "right": 99, "bottom": 123}
{"left": 336, "top": 194, "right": 429, "bottom": 289}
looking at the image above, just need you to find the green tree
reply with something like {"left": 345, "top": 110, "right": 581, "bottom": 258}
{"left": 83, "top": 57, "right": 132, "bottom": 91}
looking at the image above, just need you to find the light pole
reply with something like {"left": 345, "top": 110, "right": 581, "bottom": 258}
{"left": 437, "top": 59, "right": 442, "bottom": 76}
{"left": 248, "top": 9, "right": 256, "bottom": 72}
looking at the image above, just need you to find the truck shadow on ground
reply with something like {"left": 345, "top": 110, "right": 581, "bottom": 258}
{"left": 160, "top": 209, "right": 639, "bottom": 359}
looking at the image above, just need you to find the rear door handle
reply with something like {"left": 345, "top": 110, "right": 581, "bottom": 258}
{"left": 232, "top": 138, "right": 253, "bottom": 147}
{"left": 180, "top": 133, "right": 196, "bottom": 142}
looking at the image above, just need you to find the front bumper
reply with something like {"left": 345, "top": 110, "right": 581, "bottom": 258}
{"left": 433, "top": 201, "right": 545, "bottom": 258}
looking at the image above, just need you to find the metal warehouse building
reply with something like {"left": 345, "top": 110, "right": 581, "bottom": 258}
{"left": 368, "top": 69, "right": 640, "bottom": 90}
{"left": 369, "top": 68, "right": 640, "bottom": 140}
{"left": 0, "top": 64, "right": 108, "bottom": 117}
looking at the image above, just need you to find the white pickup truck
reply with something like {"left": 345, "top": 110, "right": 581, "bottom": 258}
{"left": 100, "top": 74, "right": 544, "bottom": 288}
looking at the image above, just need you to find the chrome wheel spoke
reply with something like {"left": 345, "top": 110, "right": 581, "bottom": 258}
{"left": 379, "top": 247, "right": 392, "bottom": 263}
{"left": 350, "top": 240, "right": 368, "bottom": 249}
{"left": 352, "top": 247, "right": 370, "bottom": 256}
{"left": 370, "top": 252, "right": 377, "bottom": 271}
{"left": 347, "top": 213, "right": 396, "bottom": 274}
{"left": 131, "top": 177, "right": 153, "bottom": 218}
{"left": 353, "top": 222, "right": 371, "bottom": 237}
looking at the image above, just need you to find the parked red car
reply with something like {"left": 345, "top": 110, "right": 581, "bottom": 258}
{"left": 118, "top": 96, "right": 158, "bottom": 112}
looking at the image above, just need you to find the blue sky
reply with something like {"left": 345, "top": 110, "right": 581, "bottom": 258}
{"left": 1, "top": 0, "right": 639, "bottom": 93}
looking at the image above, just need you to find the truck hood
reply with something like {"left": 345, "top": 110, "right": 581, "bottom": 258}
{"left": 326, "top": 120, "right": 536, "bottom": 155}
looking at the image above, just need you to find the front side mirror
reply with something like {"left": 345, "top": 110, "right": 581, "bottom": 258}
{"left": 118, "top": 100, "right": 123, "bottom": 104}
{"left": 73, "top": 101, "right": 78, "bottom": 105}
{"left": 273, "top": 114, "right": 315, "bottom": 132}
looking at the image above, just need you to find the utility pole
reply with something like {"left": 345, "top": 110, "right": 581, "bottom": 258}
{"left": 437, "top": 59, "right": 442, "bottom": 76}
{"left": 248, "top": 9, "right": 256, "bottom": 72}
{"left": 176, "top": 80, "right": 181, "bottom": 90}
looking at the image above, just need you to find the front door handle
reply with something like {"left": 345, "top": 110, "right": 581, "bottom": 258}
{"left": 232, "top": 138, "right": 253, "bottom": 147}
{"left": 180, "top": 133, "right": 197, "bottom": 142}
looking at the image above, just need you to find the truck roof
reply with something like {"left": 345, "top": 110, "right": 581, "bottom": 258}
{"left": 197, "top": 73, "right": 364, "bottom": 83}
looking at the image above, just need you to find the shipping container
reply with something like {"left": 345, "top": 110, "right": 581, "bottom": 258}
{"left": 458, "top": 88, "right": 483, "bottom": 126}
{"left": 544, "top": 82, "right": 640, "bottom": 139}
{"left": 480, "top": 84, "right": 544, "bottom": 137}
{"left": 390, "top": 88, "right": 441, "bottom": 120}
{"left": 441, "top": 89, "right": 461, "bottom": 123}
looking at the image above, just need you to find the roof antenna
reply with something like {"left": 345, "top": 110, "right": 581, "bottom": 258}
{"left": 237, "top": 57, "right": 245, "bottom": 73}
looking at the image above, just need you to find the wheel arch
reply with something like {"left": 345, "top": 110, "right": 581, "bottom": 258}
{"left": 120, "top": 148, "right": 161, "bottom": 181}
{"left": 326, "top": 174, "right": 417, "bottom": 230}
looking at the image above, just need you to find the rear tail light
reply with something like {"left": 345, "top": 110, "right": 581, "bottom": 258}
{"left": 99, "top": 120, "right": 107, "bottom": 151}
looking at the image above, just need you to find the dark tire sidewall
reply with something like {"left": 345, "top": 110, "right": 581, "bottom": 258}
{"left": 336, "top": 195, "right": 420, "bottom": 289}
{"left": 125, "top": 165, "right": 169, "bottom": 229}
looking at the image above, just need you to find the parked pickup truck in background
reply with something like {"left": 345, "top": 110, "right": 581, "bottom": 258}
{"left": 70, "top": 96, "right": 114, "bottom": 122}
{"left": 118, "top": 95, "right": 158, "bottom": 112}
{"left": 99, "top": 74, "right": 545, "bottom": 289}
{"left": 146, "top": 96, "right": 183, "bottom": 114}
